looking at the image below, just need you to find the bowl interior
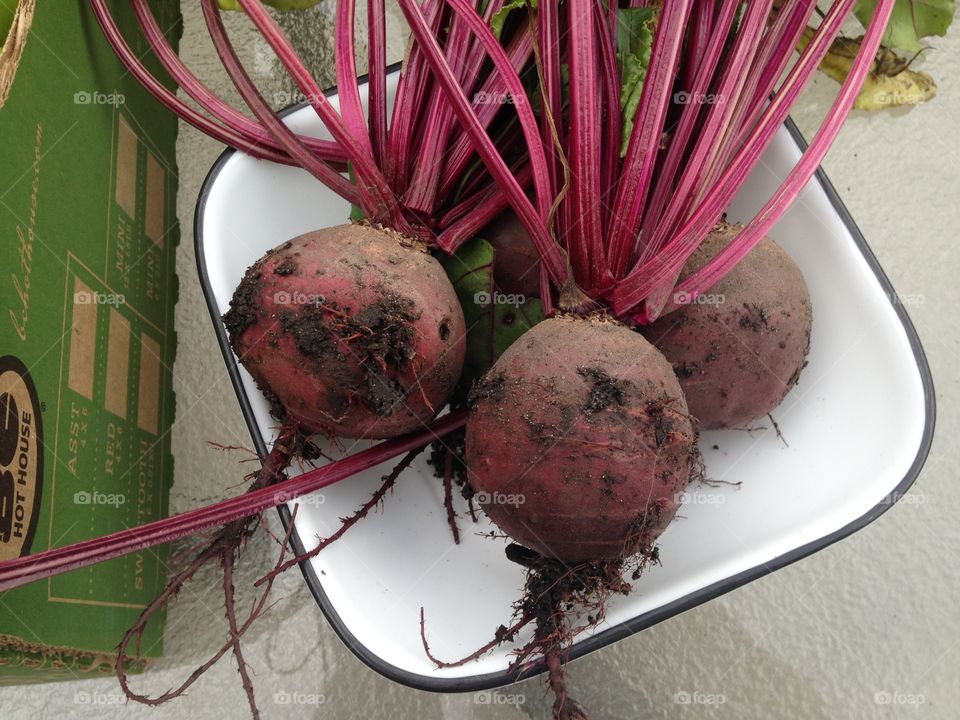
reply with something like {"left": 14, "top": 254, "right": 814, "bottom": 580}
{"left": 196, "top": 75, "right": 932, "bottom": 689}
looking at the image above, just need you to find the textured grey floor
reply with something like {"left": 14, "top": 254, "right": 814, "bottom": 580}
{"left": 1, "top": 3, "right": 958, "bottom": 719}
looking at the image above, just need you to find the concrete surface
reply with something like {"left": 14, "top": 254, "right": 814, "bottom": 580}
{"left": 1, "top": 3, "right": 957, "bottom": 719}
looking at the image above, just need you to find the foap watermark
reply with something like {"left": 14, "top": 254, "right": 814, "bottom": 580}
{"left": 74, "top": 90, "right": 125, "bottom": 106}
{"left": 473, "top": 691, "right": 526, "bottom": 706}
{"left": 874, "top": 691, "right": 926, "bottom": 707}
{"left": 473, "top": 290, "right": 526, "bottom": 307}
{"left": 273, "top": 690, "right": 326, "bottom": 706}
{"left": 673, "top": 90, "right": 724, "bottom": 106}
{"left": 74, "top": 690, "right": 125, "bottom": 706}
{"left": 675, "top": 489, "right": 726, "bottom": 507}
{"left": 74, "top": 290, "right": 125, "bottom": 306}
{"left": 875, "top": 90, "right": 928, "bottom": 106}
{"left": 673, "top": 290, "right": 725, "bottom": 306}
{"left": 272, "top": 90, "right": 325, "bottom": 107}
{"left": 877, "top": 490, "right": 926, "bottom": 507}
{"left": 473, "top": 90, "right": 521, "bottom": 106}
{"left": 888, "top": 292, "right": 926, "bottom": 307}
{"left": 74, "top": 490, "right": 126, "bottom": 508}
{"left": 274, "top": 290, "right": 326, "bottom": 306}
{"left": 274, "top": 490, "right": 325, "bottom": 507}
{"left": 474, "top": 491, "right": 525, "bottom": 507}
{"left": 673, "top": 691, "right": 727, "bottom": 706}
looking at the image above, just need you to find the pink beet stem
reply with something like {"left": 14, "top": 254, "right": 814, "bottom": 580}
{"left": 403, "top": 8, "right": 475, "bottom": 213}
{"left": 638, "top": 0, "right": 742, "bottom": 257}
{"left": 237, "top": 0, "right": 408, "bottom": 230}
{"left": 635, "top": 0, "right": 776, "bottom": 318}
{"left": 438, "top": 165, "right": 534, "bottom": 253}
{"left": 386, "top": 0, "right": 443, "bottom": 195}
{"left": 89, "top": 0, "right": 289, "bottom": 164}
{"left": 435, "top": 30, "right": 535, "bottom": 201}
{"left": 0, "top": 411, "right": 466, "bottom": 592}
{"left": 683, "top": 0, "right": 713, "bottom": 90}
{"left": 396, "top": 0, "right": 568, "bottom": 287}
{"left": 593, "top": 1, "right": 621, "bottom": 237}
{"left": 565, "top": 0, "right": 610, "bottom": 292}
{"left": 335, "top": 0, "right": 376, "bottom": 157}
{"left": 367, "top": 0, "right": 389, "bottom": 167}
{"left": 201, "top": 0, "right": 364, "bottom": 207}
{"left": 611, "top": 0, "right": 860, "bottom": 316}
{"left": 131, "top": 0, "right": 348, "bottom": 165}
{"left": 672, "top": 0, "right": 897, "bottom": 304}
{"left": 606, "top": 0, "right": 694, "bottom": 279}
{"left": 444, "top": 0, "right": 555, "bottom": 223}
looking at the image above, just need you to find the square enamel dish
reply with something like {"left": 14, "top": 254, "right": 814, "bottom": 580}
{"left": 196, "top": 72, "right": 934, "bottom": 691}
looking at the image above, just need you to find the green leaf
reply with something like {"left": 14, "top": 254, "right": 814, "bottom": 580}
{"left": 490, "top": 0, "right": 537, "bottom": 41}
{"left": 616, "top": 7, "right": 657, "bottom": 157}
{"left": 617, "top": 6, "right": 656, "bottom": 56}
{"left": 346, "top": 162, "right": 365, "bottom": 222}
{"left": 854, "top": 0, "right": 955, "bottom": 53}
{"left": 218, "top": 0, "right": 323, "bottom": 10}
{"left": 440, "top": 237, "right": 544, "bottom": 389}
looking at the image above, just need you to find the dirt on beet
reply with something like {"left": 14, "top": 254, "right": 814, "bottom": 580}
{"left": 253, "top": 380, "right": 288, "bottom": 423}
{"left": 273, "top": 255, "right": 297, "bottom": 276}
{"left": 576, "top": 366, "right": 627, "bottom": 414}
{"left": 739, "top": 302, "right": 770, "bottom": 332}
{"left": 468, "top": 370, "right": 507, "bottom": 407}
{"left": 222, "top": 265, "right": 264, "bottom": 340}
{"left": 223, "top": 224, "right": 466, "bottom": 439}
{"left": 272, "top": 291, "right": 421, "bottom": 417}
{"left": 646, "top": 400, "right": 674, "bottom": 448}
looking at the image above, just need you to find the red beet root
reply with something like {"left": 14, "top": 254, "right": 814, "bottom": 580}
{"left": 482, "top": 211, "right": 541, "bottom": 297}
{"left": 466, "top": 316, "right": 700, "bottom": 563}
{"left": 642, "top": 223, "right": 812, "bottom": 429}
{"left": 225, "top": 223, "right": 466, "bottom": 438}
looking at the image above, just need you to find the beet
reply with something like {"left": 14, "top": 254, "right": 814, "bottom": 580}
{"left": 482, "top": 211, "right": 541, "bottom": 297}
{"left": 465, "top": 316, "right": 700, "bottom": 563}
{"left": 641, "top": 223, "right": 812, "bottom": 429}
{"left": 224, "top": 223, "right": 466, "bottom": 438}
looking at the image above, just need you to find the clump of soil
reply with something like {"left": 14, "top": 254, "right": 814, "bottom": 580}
{"left": 577, "top": 367, "right": 627, "bottom": 414}
{"left": 273, "top": 256, "right": 297, "bottom": 276}
{"left": 646, "top": 400, "right": 674, "bottom": 448}
{"left": 468, "top": 371, "right": 507, "bottom": 407}
{"left": 739, "top": 302, "right": 769, "bottom": 332}
{"left": 222, "top": 266, "right": 264, "bottom": 339}
{"left": 279, "top": 292, "right": 418, "bottom": 371}
{"left": 275, "top": 291, "right": 420, "bottom": 417}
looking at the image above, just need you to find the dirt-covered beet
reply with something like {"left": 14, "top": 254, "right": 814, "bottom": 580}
{"left": 224, "top": 223, "right": 466, "bottom": 438}
{"left": 482, "top": 211, "right": 541, "bottom": 297}
{"left": 641, "top": 223, "right": 812, "bottom": 430}
{"left": 465, "top": 316, "right": 700, "bottom": 563}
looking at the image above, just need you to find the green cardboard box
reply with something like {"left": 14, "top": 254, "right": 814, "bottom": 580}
{"left": 0, "top": 0, "right": 180, "bottom": 683}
